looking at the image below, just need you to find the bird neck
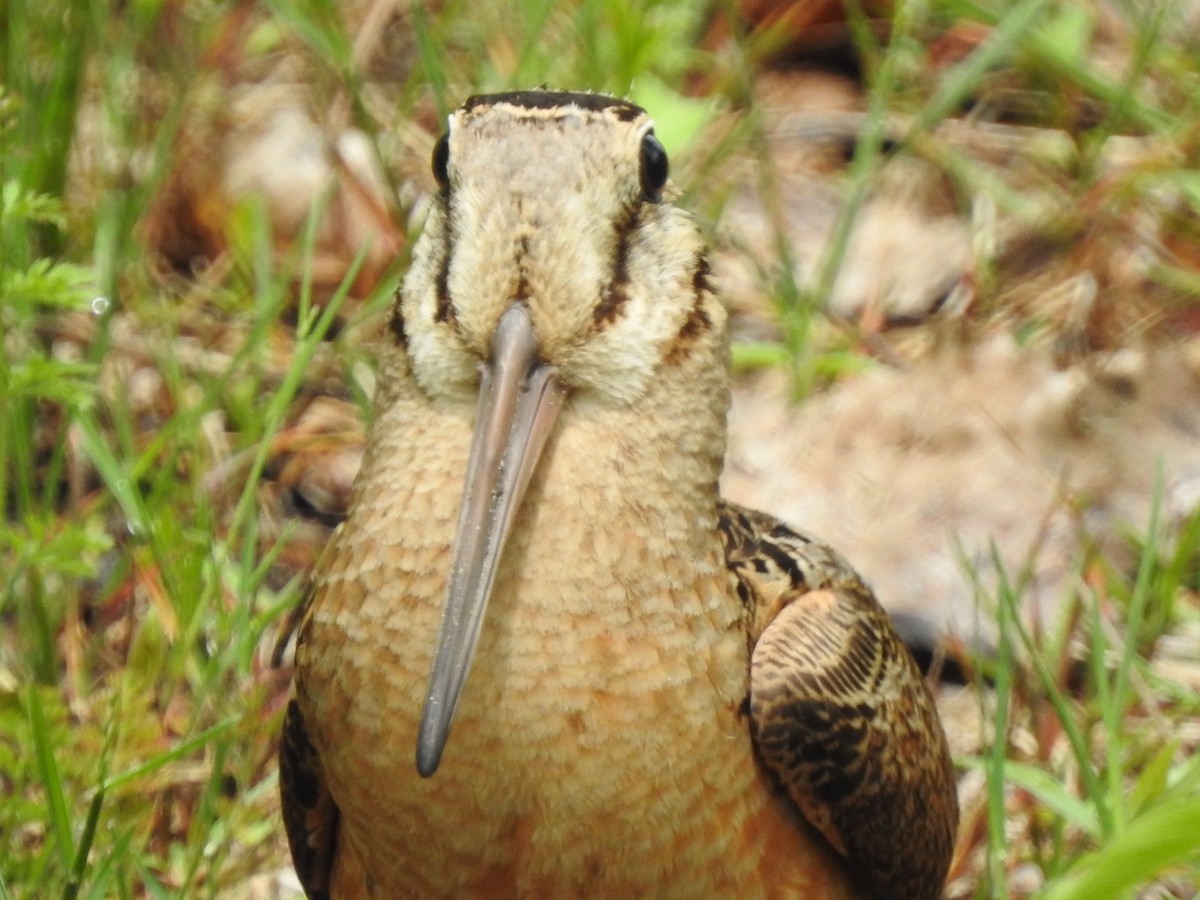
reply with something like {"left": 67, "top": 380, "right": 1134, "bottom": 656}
{"left": 506, "top": 356, "right": 731, "bottom": 612}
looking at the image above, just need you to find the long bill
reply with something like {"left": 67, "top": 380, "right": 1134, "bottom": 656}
{"left": 416, "top": 304, "right": 566, "bottom": 777}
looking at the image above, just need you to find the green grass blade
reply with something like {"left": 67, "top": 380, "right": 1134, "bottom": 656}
{"left": 98, "top": 716, "right": 239, "bottom": 796}
{"left": 25, "top": 685, "right": 75, "bottom": 872}
{"left": 65, "top": 785, "right": 106, "bottom": 899}
{"left": 1040, "top": 794, "right": 1200, "bottom": 900}
{"left": 74, "top": 415, "right": 151, "bottom": 539}
{"left": 79, "top": 828, "right": 133, "bottom": 900}
{"left": 993, "top": 759, "right": 1102, "bottom": 838}
{"left": 1001, "top": 576, "right": 1110, "bottom": 834}
{"left": 984, "top": 550, "right": 1015, "bottom": 897}
{"left": 1114, "top": 473, "right": 1163, "bottom": 715}
{"left": 940, "top": 0, "right": 1172, "bottom": 133}
{"left": 908, "top": 0, "right": 1056, "bottom": 141}
{"left": 222, "top": 247, "right": 357, "bottom": 550}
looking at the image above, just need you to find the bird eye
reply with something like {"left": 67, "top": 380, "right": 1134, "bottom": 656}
{"left": 432, "top": 134, "right": 450, "bottom": 189}
{"left": 639, "top": 132, "right": 668, "bottom": 200}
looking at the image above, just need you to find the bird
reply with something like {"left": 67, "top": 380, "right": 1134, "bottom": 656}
{"left": 279, "top": 89, "right": 958, "bottom": 900}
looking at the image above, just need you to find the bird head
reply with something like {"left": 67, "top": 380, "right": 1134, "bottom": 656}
{"left": 390, "top": 91, "right": 722, "bottom": 776}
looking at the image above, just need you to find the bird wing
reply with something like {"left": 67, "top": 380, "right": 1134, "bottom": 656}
{"left": 279, "top": 695, "right": 338, "bottom": 900}
{"left": 277, "top": 583, "right": 339, "bottom": 900}
{"left": 719, "top": 501, "right": 958, "bottom": 900}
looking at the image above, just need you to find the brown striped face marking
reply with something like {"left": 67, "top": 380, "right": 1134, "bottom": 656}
{"left": 397, "top": 91, "right": 719, "bottom": 411}
{"left": 395, "top": 91, "right": 722, "bottom": 776}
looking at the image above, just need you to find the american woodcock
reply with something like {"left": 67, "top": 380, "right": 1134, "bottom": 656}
{"left": 280, "top": 90, "right": 958, "bottom": 899}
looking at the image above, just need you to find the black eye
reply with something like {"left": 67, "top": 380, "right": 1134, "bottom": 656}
{"left": 432, "top": 133, "right": 450, "bottom": 189}
{"left": 639, "top": 132, "right": 668, "bottom": 200}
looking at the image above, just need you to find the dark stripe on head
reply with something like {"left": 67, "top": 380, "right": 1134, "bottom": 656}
{"left": 663, "top": 253, "right": 715, "bottom": 366}
{"left": 692, "top": 255, "right": 714, "bottom": 296}
{"left": 434, "top": 197, "right": 455, "bottom": 324}
{"left": 675, "top": 301, "right": 712, "bottom": 344}
{"left": 388, "top": 292, "right": 407, "bottom": 345}
{"left": 593, "top": 204, "right": 640, "bottom": 326}
{"left": 513, "top": 235, "right": 531, "bottom": 302}
{"left": 463, "top": 91, "right": 645, "bottom": 122}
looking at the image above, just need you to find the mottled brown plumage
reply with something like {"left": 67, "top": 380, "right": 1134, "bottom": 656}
{"left": 722, "top": 503, "right": 957, "bottom": 898}
{"left": 279, "top": 90, "right": 957, "bottom": 899}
